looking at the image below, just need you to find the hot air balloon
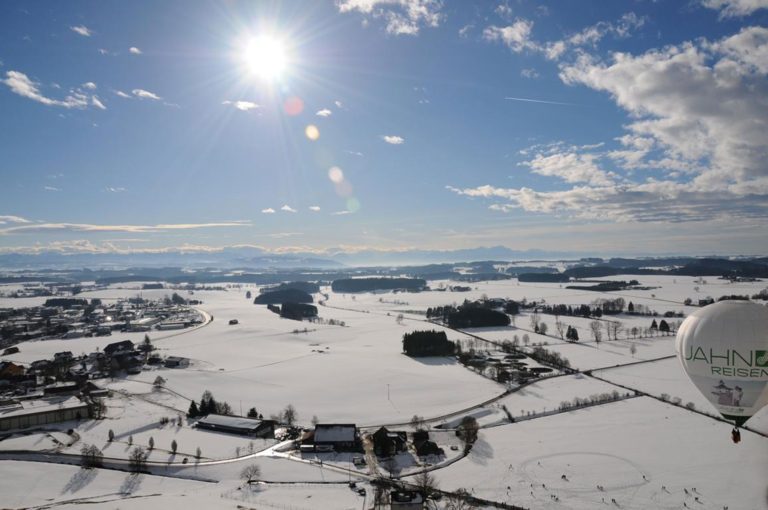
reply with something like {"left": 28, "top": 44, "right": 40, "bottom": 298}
{"left": 676, "top": 300, "right": 768, "bottom": 440}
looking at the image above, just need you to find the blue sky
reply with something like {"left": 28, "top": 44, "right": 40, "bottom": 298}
{"left": 1, "top": 0, "right": 767, "bottom": 257}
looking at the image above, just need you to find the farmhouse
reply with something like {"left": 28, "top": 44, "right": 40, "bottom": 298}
{"left": 164, "top": 356, "right": 190, "bottom": 368}
{"left": 196, "top": 414, "right": 275, "bottom": 438}
{"left": 312, "top": 423, "right": 359, "bottom": 452}
{"left": 0, "top": 395, "right": 89, "bottom": 431}
{"left": 104, "top": 340, "right": 134, "bottom": 357}
{"left": 371, "top": 426, "right": 407, "bottom": 456}
{"left": 0, "top": 361, "right": 25, "bottom": 379}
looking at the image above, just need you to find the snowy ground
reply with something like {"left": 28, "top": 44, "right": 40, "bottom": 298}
{"left": 0, "top": 460, "right": 366, "bottom": 509}
{"left": 430, "top": 397, "right": 768, "bottom": 510}
{"left": 2, "top": 274, "right": 768, "bottom": 509}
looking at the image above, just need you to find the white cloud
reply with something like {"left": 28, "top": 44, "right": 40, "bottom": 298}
{"left": 522, "top": 151, "right": 615, "bottom": 186}
{"left": 458, "top": 24, "right": 474, "bottom": 38}
{"left": 82, "top": 82, "right": 97, "bottom": 90}
{"left": 345, "top": 150, "right": 364, "bottom": 157}
{"left": 484, "top": 12, "right": 646, "bottom": 60}
{"left": 98, "top": 48, "right": 110, "bottom": 55}
{"left": 702, "top": 0, "right": 768, "bottom": 17}
{"left": 483, "top": 19, "right": 536, "bottom": 53}
{"left": 0, "top": 221, "right": 251, "bottom": 235}
{"left": 309, "top": 206, "right": 321, "bottom": 212}
{"left": 334, "top": 100, "right": 343, "bottom": 108}
{"left": 336, "top": 0, "right": 443, "bottom": 35}
{"left": 70, "top": 25, "right": 92, "bottom": 37}
{"left": 132, "top": 88, "right": 161, "bottom": 100}
{"left": 105, "top": 187, "right": 126, "bottom": 193}
{"left": 559, "top": 26, "right": 768, "bottom": 187}
{"left": 114, "top": 90, "right": 131, "bottom": 99}
{"left": 449, "top": 27, "right": 768, "bottom": 224}
{"left": 281, "top": 205, "right": 297, "bottom": 213}
{"left": 520, "top": 68, "right": 539, "bottom": 79}
{"left": 129, "top": 47, "right": 142, "bottom": 55}
{"left": 43, "top": 186, "right": 61, "bottom": 192}
{"left": 261, "top": 208, "right": 276, "bottom": 214}
{"left": 0, "top": 215, "right": 31, "bottom": 225}
{"left": 222, "top": 100, "right": 259, "bottom": 111}
{"left": 332, "top": 210, "right": 353, "bottom": 215}
{"left": 316, "top": 108, "right": 332, "bottom": 117}
{"left": 3, "top": 71, "right": 91, "bottom": 109}
{"left": 382, "top": 135, "right": 405, "bottom": 144}
{"left": 495, "top": 3, "right": 514, "bottom": 20}
{"left": 91, "top": 96, "right": 106, "bottom": 110}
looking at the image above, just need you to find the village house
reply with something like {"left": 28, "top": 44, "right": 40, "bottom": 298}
{"left": 310, "top": 424, "right": 359, "bottom": 452}
{"left": 371, "top": 426, "right": 408, "bottom": 457}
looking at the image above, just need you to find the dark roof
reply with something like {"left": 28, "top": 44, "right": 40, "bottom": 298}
{"left": 104, "top": 340, "right": 134, "bottom": 354}
{"left": 314, "top": 424, "right": 357, "bottom": 443}
{"left": 197, "top": 414, "right": 270, "bottom": 432}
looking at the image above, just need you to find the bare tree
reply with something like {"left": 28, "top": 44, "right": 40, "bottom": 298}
{"left": 457, "top": 416, "right": 479, "bottom": 453}
{"left": 604, "top": 320, "right": 613, "bottom": 341}
{"left": 555, "top": 318, "right": 565, "bottom": 340}
{"left": 282, "top": 404, "right": 297, "bottom": 426}
{"left": 171, "top": 439, "right": 178, "bottom": 454}
{"left": 414, "top": 470, "right": 439, "bottom": 499}
{"left": 611, "top": 321, "right": 624, "bottom": 341}
{"left": 128, "top": 446, "right": 147, "bottom": 473}
{"left": 410, "top": 414, "right": 426, "bottom": 430}
{"left": 529, "top": 311, "right": 539, "bottom": 332}
{"left": 630, "top": 343, "right": 637, "bottom": 357}
{"left": 80, "top": 444, "right": 103, "bottom": 468}
{"left": 148, "top": 437, "right": 154, "bottom": 450}
{"left": 240, "top": 464, "right": 261, "bottom": 484}
{"left": 522, "top": 334, "right": 530, "bottom": 346}
{"left": 396, "top": 313, "right": 404, "bottom": 325}
{"left": 538, "top": 322, "right": 548, "bottom": 336}
{"left": 589, "top": 321, "right": 602, "bottom": 343}
{"left": 444, "top": 488, "right": 477, "bottom": 509}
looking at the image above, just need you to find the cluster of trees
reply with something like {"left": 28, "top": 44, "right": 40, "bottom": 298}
{"left": 558, "top": 391, "right": 622, "bottom": 411}
{"left": 44, "top": 298, "right": 89, "bottom": 308}
{"left": 566, "top": 280, "right": 640, "bottom": 292}
{"left": 517, "top": 273, "right": 570, "bottom": 283}
{"left": 254, "top": 289, "right": 313, "bottom": 305}
{"left": 260, "top": 281, "right": 320, "bottom": 294}
{"left": 80, "top": 444, "right": 104, "bottom": 468}
{"left": 530, "top": 345, "right": 571, "bottom": 368}
{"left": 165, "top": 292, "right": 187, "bottom": 306}
{"left": 187, "top": 390, "right": 232, "bottom": 417}
{"left": 427, "top": 300, "right": 510, "bottom": 328}
{"left": 280, "top": 302, "right": 318, "bottom": 320}
{"left": 402, "top": 330, "right": 456, "bottom": 357}
{"left": 331, "top": 277, "right": 426, "bottom": 293}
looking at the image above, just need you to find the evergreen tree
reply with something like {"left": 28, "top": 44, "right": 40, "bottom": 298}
{"left": 187, "top": 401, "right": 199, "bottom": 418}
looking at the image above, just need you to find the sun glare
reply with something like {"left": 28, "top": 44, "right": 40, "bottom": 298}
{"left": 244, "top": 35, "right": 288, "bottom": 81}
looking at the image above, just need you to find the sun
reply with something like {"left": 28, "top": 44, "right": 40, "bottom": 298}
{"left": 243, "top": 35, "right": 289, "bottom": 81}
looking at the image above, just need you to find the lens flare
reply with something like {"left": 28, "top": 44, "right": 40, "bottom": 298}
{"left": 328, "top": 166, "right": 344, "bottom": 183}
{"left": 305, "top": 125, "right": 320, "bottom": 141}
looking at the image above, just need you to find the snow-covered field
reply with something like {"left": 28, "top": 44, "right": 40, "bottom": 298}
{"left": 430, "top": 397, "right": 768, "bottom": 510}
{"left": 2, "top": 274, "right": 768, "bottom": 509}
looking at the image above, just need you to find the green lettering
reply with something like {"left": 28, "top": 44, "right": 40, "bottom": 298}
{"left": 692, "top": 347, "right": 708, "bottom": 362}
{"left": 732, "top": 350, "right": 752, "bottom": 367}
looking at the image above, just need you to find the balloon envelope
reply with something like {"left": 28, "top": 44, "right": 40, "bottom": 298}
{"left": 675, "top": 301, "right": 768, "bottom": 426}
